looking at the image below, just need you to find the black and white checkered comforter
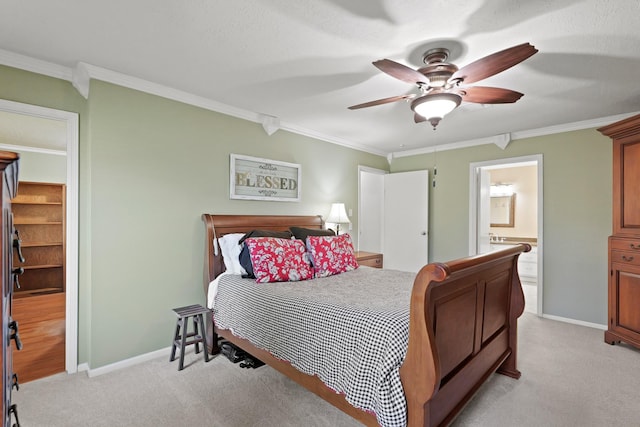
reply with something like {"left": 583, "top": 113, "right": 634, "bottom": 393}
{"left": 212, "top": 267, "right": 416, "bottom": 427}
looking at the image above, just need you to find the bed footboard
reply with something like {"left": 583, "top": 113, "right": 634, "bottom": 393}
{"left": 400, "top": 244, "right": 530, "bottom": 427}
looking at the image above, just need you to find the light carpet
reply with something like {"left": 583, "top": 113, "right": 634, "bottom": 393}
{"left": 13, "top": 313, "right": 640, "bottom": 426}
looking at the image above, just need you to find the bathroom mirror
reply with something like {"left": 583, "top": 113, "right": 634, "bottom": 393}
{"left": 490, "top": 194, "right": 515, "bottom": 227}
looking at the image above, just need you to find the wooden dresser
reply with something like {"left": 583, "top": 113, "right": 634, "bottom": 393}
{"left": 0, "top": 151, "right": 21, "bottom": 426}
{"left": 598, "top": 114, "right": 640, "bottom": 349}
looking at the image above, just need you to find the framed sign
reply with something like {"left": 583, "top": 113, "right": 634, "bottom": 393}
{"left": 230, "top": 154, "right": 301, "bottom": 202}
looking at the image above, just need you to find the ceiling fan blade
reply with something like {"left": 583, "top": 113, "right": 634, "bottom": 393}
{"left": 460, "top": 86, "right": 524, "bottom": 104}
{"left": 348, "top": 94, "right": 416, "bottom": 110}
{"left": 451, "top": 43, "right": 538, "bottom": 84}
{"left": 373, "top": 59, "right": 428, "bottom": 85}
{"left": 414, "top": 113, "right": 426, "bottom": 123}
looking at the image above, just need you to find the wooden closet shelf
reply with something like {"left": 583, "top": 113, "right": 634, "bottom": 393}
{"left": 23, "top": 264, "right": 63, "bottom": 270}
{"left": 13, "top": 221, "right": 63, "bottom": 225}
{"left": 12, "top": 200, "right": 63, "bottom": 206}
{"left": 20, "top": 242, "right": 63, "bottom": 248}
{"left": 14, "top": 288, "right": 63, "bottom": 298}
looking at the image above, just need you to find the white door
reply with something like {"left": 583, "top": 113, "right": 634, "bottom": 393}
{"left": 358, "top": 168, "right": 385, "bottom": 253}
{"left": 383, "top": 170, "right": 429, "bottom": 272}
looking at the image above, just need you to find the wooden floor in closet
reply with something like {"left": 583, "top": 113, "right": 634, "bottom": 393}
{"left": 12, "top": 292, "right": 65, "bottom": 383}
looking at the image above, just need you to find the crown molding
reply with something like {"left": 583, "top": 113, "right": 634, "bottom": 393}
{"left": 391, "top": 111, "right": 640, "bottom": 159}
{"left": 510, "top": 112, "right": 639, "bottom": 140}
{"left": 279, "top": 119, "right": 387, "bottom": 157}
{"left": 392, "top": 134, "right": 508, "bottom": 158}
{"left": 0, "top": 49, "right": 72, "bottom": 81}
{"left": 72, "top": 62, "right": 90, "bottom": 98}
{"left": 77, "top": 62, "right": 263, "bottom": 123}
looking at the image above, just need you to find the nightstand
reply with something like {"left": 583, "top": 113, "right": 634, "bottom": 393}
{"left": 355, "top": 251, "right": 383, "bottom": 269}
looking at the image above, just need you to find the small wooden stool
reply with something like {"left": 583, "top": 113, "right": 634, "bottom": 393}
{"left": 170, "top": 304, "right": 211, "bottom": 370}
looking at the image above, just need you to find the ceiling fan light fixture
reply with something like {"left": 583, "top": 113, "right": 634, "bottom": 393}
{"left": 411, "top": 93, "right": 462, "bottom": 129}
{"left": 349, "top": 43, "right": 537, "bottom": 129}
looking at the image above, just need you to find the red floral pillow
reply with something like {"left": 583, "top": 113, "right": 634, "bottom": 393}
{"left": 306, "top": 234, "right": 358, "bottom": 278}
{"left": 244, "top": 237, "right": 313, "bottom": 283}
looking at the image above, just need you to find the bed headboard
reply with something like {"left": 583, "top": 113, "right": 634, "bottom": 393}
{"left": 201, "top": 214, "right": 324, "bottom": 294}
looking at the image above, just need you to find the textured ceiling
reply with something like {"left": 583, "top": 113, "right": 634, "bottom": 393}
{"left": 1, "top": 0, "right": 639, "bottom": 155}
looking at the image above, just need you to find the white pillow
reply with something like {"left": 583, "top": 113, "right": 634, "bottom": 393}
{"left": 218, "top": 233, "right": 247, "bottom": 275}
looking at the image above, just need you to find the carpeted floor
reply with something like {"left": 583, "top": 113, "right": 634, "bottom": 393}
{"left": 13, "top": 313, "right": 640, "bottom": 426}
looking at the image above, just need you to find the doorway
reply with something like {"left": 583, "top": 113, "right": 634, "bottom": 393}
{"left": 0, "top": 99, "right": 79, "bottom": 375}
{"left": 358, "top": 166, "right": 386, "bottom": 253}
{"left": 469, "top": 155, "right": 543, "bottom": 315}
{"left": 358, "top": 166, "right": 429, "bottom": 272}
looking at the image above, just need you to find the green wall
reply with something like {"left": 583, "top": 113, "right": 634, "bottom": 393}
{"left": 1, "top": 63, "right": 613, "bottom": 370}
{"left": 390, "top": 129, "right": 612, "bottom": 324}
{"left": 10, "top": 151, "right": 66, "bottom": 183}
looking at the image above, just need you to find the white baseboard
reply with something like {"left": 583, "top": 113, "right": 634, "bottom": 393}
{"left": 83, "top": 346, "right": 172, "bottom": 378}
{"left": 541, "top": 313, "right": 607, "bottom": 330}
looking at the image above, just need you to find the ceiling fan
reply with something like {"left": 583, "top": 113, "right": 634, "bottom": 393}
{"left": 348, "top": 42, "right": 538, "bottom": 129}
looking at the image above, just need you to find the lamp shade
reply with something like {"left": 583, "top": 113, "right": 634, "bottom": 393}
{"left": 411, "top": 92, "right": 462, "bottom": 129}
{"left": 326, "top": 203, "right": 350, "bottom": 225}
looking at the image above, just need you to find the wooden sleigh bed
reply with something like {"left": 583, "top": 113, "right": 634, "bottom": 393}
{"left": 202, "top": 213, "right": 530, "bottom": 427}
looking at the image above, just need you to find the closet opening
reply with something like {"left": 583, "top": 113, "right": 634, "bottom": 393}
{"left": 0, "top": 99, "right": 79, "bottom": 380}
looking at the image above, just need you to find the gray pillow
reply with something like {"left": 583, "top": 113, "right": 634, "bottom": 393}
{"left": 289, "top": 226, "right": 335, "bottom": 241}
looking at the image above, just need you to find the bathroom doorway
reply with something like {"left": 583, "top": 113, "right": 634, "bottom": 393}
{"left": 469, "top": 155, "right": 543, "bottom": 315}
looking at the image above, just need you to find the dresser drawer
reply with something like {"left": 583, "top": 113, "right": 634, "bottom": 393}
{"left": 610, "top": 238, "right": 640, "bottom": 252}
{"left": 611, "top": 250, "right": 640, "bottom": 266}
{"left": 355, "top": 252, "right": 383, "bottom": 269}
